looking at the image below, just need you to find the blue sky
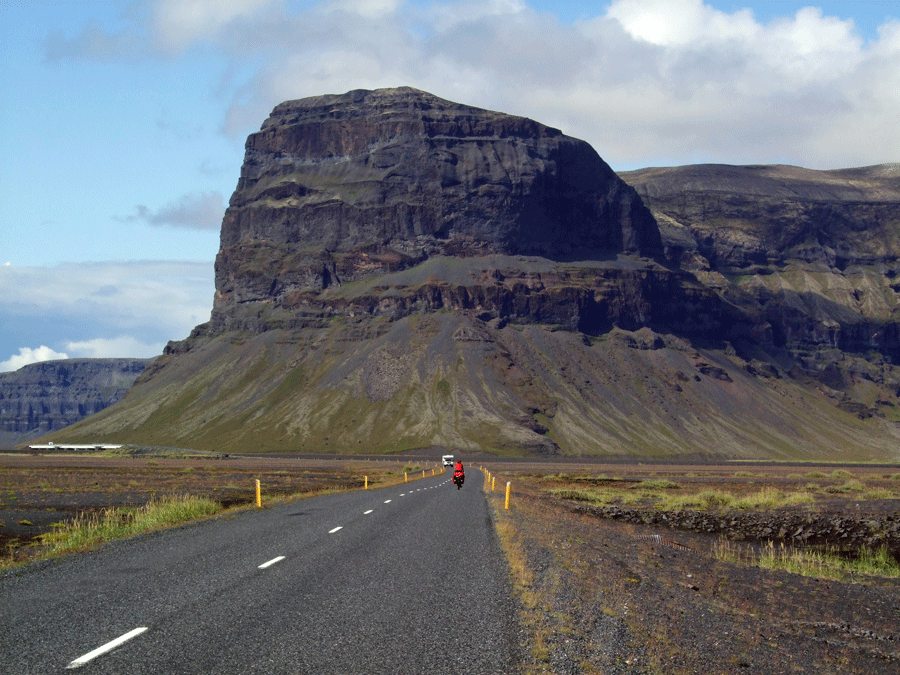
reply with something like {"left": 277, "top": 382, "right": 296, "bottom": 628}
{"left": 1, "top": 0, "right": 898, "bottom": 371}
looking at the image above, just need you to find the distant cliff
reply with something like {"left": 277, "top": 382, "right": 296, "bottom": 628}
{"left": 0, "top": 359, "right": 152, "bottom": 447}
{"left": 621, "top": 163, "right": 900, "bottom": 358}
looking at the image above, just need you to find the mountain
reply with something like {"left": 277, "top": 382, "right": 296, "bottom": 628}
{"left": 0, "top": 359, "right": 152, "bottom": 447}
{"left": 42, "top": 90, "right": 900, "bottom": 460}
{"left": 622, "top": 163, "right": 900, "bottom": 390}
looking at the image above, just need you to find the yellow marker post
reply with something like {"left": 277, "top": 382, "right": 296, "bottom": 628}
{"left": 422, "top": 470, "right": 425, "bottom": 478}
{"left": 405, "top": 472, "right": 408, "bottom": 482}
{"left": 364, "top": 476, "right": 368, "bottom": 490}
{"left": 491, "top": 477, "right": 495, "bottom": 491}
{"left": 505, "top": 481, "right": 511, "bottom": 509}
{"left": 255, "top": 479, "right": 261, "bottom": 507}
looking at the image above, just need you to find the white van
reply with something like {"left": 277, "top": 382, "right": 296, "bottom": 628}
{"left": 442, "top": 454, "right": 454, "bottom": 467}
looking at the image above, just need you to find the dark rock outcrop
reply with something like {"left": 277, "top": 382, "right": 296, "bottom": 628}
{"left": 566, "top": 501, "right": 900, "bottom": 558}
{"left": 215, "top": 87, "right": 662, "bottom": 309}
{"left": 621, "top": 163, "right": 900, "bottom": 393}
{"left": 0, "top": 359, "right": 151, "bottom": 446}
{"left": 621, "top": 163, "right": 900, "bottom": 273}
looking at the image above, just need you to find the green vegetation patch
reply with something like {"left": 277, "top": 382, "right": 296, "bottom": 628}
{"left": 715, "top": 538, "right": 900, "bottom": 582}
{"left": 634, "top": 479, "right": 681, "bottom": 490}
{"left": 552, "top": 483, "right": 814, "bottom": 512}
{"left": 38, "top": 495, "right": 221, "bottom": 559}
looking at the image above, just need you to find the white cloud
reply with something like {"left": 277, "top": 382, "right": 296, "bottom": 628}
{"left": 429, "top": 0, "right": 526, "bottom": 31}
{"left": 40, "top": 1, "right": 900, "bottom": 170}
{"left": 0, "top": 261, "right": 214, "bottom": 368}
{"left": 0, "top": 346, "right": 70, "bottom": 373}
{"left": 323, "top": 0, "right": 404, "bottom": 19}
{"left": 64, "top": 337, "right": 165, "bottom": 359}
{"left": 153, "top": 0, "right": 278, "bottom": 52}
{"left": 606, "top": 0, "right": 758, "bottom": 47}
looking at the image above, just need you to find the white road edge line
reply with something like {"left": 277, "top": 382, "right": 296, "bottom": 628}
{"left": 66, "top": 627, "right": 148, "bottom": 669}
{"left": 258, "top": 556, "right": 285, "bottom": 569}
{"left": 364, "top": 510, "right": 373, "bottom": 514}
{"left": 329, "top": 526, "right": 343, "bottom": 533}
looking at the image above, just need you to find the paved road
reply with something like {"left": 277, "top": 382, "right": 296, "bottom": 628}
{"left": 0, "top": 469, "right": 519, "bottom": 674}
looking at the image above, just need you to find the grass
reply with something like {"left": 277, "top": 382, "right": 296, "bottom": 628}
{"left": 486, "top": 482, "right": 557, "bottom": 672}
{"left": 823, "top": 479, "right": 866, "bottom": 494}
{"left": 1, "top": 459, "right": 440, "bottom": 571}
{"left": 715, "top": 538, "right": 900, "bottom": 582}
{"left": 634, "top": 479, "right": 681, "bottom": 490}
{"left": 36, "top": 495, "right": 221, "bottom": 560}
{"left": 551, "top": 484, "right": 814, "bottom": 511}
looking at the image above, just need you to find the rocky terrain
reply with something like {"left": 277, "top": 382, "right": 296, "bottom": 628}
{"left": 0, "top": 359, "right": 150, "bottom": 447}
{"left": 623, "top": 163, "right": 900, "bottom": 354}
{"left": 486, "top": 462, "right": 900, "bottom": 674}
{"left": 39, "top": 88, "right": 900, "bottom": 460}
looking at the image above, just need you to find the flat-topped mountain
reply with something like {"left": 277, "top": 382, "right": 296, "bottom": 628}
{"left": 41, "top": 91, "right": 900, "bottom": 460}
{"left": 216, "top": 87, "right": 662, "bottom": 309}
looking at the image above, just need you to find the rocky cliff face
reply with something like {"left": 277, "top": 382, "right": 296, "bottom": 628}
{"left": 214, "top": 87, "right": 662, "bottom": 310}
{"left": 44, "top": 91, "right": 900, "bottom": 460}
{"left": 622, "top": 163, "right": 900, "bottom": 385}
{"left": 621, "top": 164, "right": 900, "bottom": 273}
{"left": 0, "top": 359, "right": 151, "bottom": 446}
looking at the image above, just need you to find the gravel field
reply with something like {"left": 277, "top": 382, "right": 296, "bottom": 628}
{"left": 483, "top": 462, "right": 900, "bottom": 674}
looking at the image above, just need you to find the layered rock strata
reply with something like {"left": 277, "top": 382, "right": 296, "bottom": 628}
{"left": 622, "top": 163, "right": 900, "bottom": 386}
{"left": 214, "top": 87, "right": 662, "bottom": 313}
{"left": 0, "top": 359, "right": 151, "bottom": 446}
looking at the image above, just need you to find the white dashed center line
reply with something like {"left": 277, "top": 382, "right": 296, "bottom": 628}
{"left": 363, "top": 510, "right": 373, "bottom": 515}
{"left": 329, "top": 526, "right": 343, "bottom": 534}
{"left": 66, "top": 627, "right": 147, "bottom": 669}
{"left": 258, "top": 556, "right": 285, "bottom": 569}
{"left": 384, "top": 500, "right": 392, "bottom": 503}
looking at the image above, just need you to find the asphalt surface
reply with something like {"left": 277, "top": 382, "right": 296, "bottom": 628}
{"left": 0, "top": 469, "right": 519, "bottom": 674}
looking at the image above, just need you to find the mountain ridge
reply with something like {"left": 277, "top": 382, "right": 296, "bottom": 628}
{"left": 36, "top": 89, "right": 900, "bottom": 460}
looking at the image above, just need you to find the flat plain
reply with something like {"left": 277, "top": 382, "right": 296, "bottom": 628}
{"left": 3, "top": 450, "right": 899, "bottom": 673}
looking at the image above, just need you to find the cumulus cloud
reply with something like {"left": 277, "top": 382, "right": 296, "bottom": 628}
{"left": 120, "top": 191, "right": 225, "bottom": 230}
{"left": 41, "top": 0, "right": 900, "bottom": 169}
{"left": 605, "top": 0, "right": 759, "bottom": 47}
{"left": 0, "top": 261, "right": 214, "bottom": 370}
{"left": 0, "top": 346, "right": 70, "bottom": 373}
{"left": 153, "top": 0, "right": 278, "bottom": 52}
{"left": 322, "top": 0, "right": 405, "bottom": 19}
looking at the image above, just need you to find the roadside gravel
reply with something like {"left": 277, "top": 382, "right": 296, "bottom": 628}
{"left": 489, "top": 483, "right": 900, "bottom": 674}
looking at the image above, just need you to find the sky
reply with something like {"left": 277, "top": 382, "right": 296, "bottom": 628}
{"left": 1, "top": 0, "right": 898, "bottom": 372}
